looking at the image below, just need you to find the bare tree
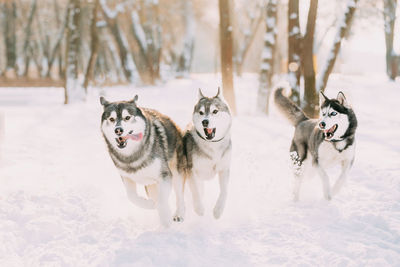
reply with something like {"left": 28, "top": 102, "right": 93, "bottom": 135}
{"left": 2, "top": 0, "right": 17, "bottom": 75}
{"left": 257, "top": 0, "right": 278, "bottom": 114}
{"left": 176, "top": 0, "right": 195, "bottom": 78}
{"left": 301, "top": 0, "right": 318, "bottom": 117}
{"left": 287, "top": 0, "right": 301, "bottom": 105}
{"left": 383, "top": 0, "right": 398, "bottom": 80}
{"left": 317, "top": 0, "right": 359, "bottom": 93}
{"left": 219, "top": 0, "right": 236, "bottom": 114}
{"left": 83, "top": 0, "right": 100, "bottom": 90}
{"left": 64, "top": 0, "right": 84, "bottom": 104}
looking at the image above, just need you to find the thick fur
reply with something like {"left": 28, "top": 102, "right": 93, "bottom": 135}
{"left": 274, "top": 88, "right": 358, "bottom": 201}
{"left": 184, "top": 88, "right": 232, "bottom": 219}
{"left": 100, "top": 95, "right": 186, "bottom": 227}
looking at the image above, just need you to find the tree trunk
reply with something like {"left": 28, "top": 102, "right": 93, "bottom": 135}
{"left": 22, "top": 0, "right": 37, "bottom": 77}
{"left": 83, "top": 0, "right": 100, "bottom": 91}
{"left": 288, "top": 0, "right": 301, "bottom": 105}
{"left": 64, "top": 0, "right": 84, "bottom": 104}
{"left": 383, "top": 0, "right": 398, "bottom": 80}
{"left": 317, "top": 0, "right": 358, "bottom": 93}
{"left": 257, "top": 0, "right": 278, "bottom": 114}
{"left": 302, "top": 0, "right": 318, "bottom": 118}
{"left": 100, "top": 2, "right": 136, "bottom": 83}
{"left": 219, "top": 0, "right": 237, "bottom": 114}
{"left": 176, "top": 0, "right": 195, "bottom": 78}
{"left": 3, "top": 1, "right": 17, "bottom": 73}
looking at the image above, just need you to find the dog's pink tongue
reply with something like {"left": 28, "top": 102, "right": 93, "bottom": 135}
{"left": 126, "top": 132, "right": 143, "bottom": 141}
{"left": 206, "top": 128, "right": 213, "bottom": 134}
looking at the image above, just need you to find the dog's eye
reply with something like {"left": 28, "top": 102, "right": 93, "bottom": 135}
{"left": 322, "top": 113, "right": 326, "bottom": 117}
{"left": 330, "top": 112, "right": 337, "bottom": 116}
{"left": 199, "top": 111, "right": 204, "bottom": 115}
{"left": 125, "top": 116, "right": 131, "bottom": 121}
{"left": 213, "top": 110, "right": 218, "bottom": 114}
{"left": 109, "top": 118, "right": 115, "bottom": 122}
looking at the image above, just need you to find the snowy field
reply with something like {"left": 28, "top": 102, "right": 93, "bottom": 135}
{"left": 0, "top": 74, "right": 399, "bottom": 266}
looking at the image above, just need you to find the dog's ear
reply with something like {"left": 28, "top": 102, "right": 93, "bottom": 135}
{"left": 129, "top": 95, "right": 139, "bottom": 105}
{"left": 198, "top": 88, "right": 205, "bottom": 99}
{"left": 336, "top": 91, "right": 349, "bottom": 107}
{"left": 214, "top": 87, "right": 221, "bottom": 98}
{"left": 100, "top": 96, "right": 110, "bottom": 107}
{"left": 319, "top": 91, "right": 328, "bottom": 106}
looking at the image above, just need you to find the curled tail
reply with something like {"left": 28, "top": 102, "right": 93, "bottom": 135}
{"left": 274, "top": 87, "right": 308, "bottom": 126}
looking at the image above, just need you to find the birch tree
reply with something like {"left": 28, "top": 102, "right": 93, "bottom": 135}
{"left": 2, "top": 0, "right": 17, "bottom": 74}
{"left": 257, "top": 0, "right": 278, "bottom": 114}
{"left": 383, "top": 0, "right": 398, "bottom": 80}
{"left": 219, "top": 0, "right": 237, "bottom": 114}
{"left": 317, "top": 0, "right": 359, "bottom": 93}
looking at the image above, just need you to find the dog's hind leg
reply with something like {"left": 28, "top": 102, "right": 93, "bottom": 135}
{"left": 122, "top": 177, "right": 156, "bottom": 209}
{"left": 332, "top": 160, "right": 351, "bottom": 196}
{"left": 290, "top": 142, "right": 305, "bottom": 202}
{"left": 172, "top": 172, "right": 185, "bottom": 222}
{"left": 145, "top": 184, "right": 158, "bottom": 202}
{"left": 214, "top": 169, "right": 229, "bottom": 219}
{"left": 188, "top": 175, "right": 204, "bottom": 216}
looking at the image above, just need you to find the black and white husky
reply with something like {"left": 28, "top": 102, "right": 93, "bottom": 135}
{"left": 100, "top": 95, "right": 186, "bottom": 227}
{"left": 274, "top": 88, "right": 358, "bottom": 201}
{"left": 183, "top": 88, "right": 232, "bottom": 219}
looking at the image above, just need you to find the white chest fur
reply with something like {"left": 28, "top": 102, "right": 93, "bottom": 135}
{"left": 192, "top": 140, "right": 231, "bottom": 180}
{"left": 118, "top": 158, "right": 162, "bottom": 185}
{"left": 317, "top": 141, "right": 355, "bottom": 169}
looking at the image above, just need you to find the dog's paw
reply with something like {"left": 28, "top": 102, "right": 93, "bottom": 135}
{"left": 173, "top": 215, "right": 184, "bottom": 223}
{"left": 194, "top": 204, "right": 204, "bottom": 216}
{"left": 213, "top": 205, "right": 224, "bottom": 219}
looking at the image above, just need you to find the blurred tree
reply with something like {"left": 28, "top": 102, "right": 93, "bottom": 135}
{"left": 317, "top": 0, "right": 359, "bottom": 93}
{"left": 383, "top": 0, "right": 398, "bottom": 80}
{"left": 257, "top": 0, "right": 278, "bottom": 114}
{"left": 84, "top": 0, "right": 100, "bottom": 91}
{"left": 64, "top": 0, "right": 85, "bottom": 104}
{"left": 287, "top": 0, "right": 301, "bottom": 105}
{"left": 2, "top": 0, "right": 17, "bottom": 75}
{"left": 219, "top": 0, "right": 236, "bottom": 114}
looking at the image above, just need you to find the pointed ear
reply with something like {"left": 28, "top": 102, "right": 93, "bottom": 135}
{"left": 198, "top": 88, "right": 205, "bottom": 99}
{"left": 129, "top": 95, "right": 139, "bottom": 104}
{"left": 214, "top": 87, "right": 221, "bottom": 98}
{"left": 336, "top": 91, "right": 348, "bottom": 106}
{"left": 319, "top": 92, "right": 328, "bottom": 106}
{"left": 100, "top": 96, "right": 110, "bottom": 106}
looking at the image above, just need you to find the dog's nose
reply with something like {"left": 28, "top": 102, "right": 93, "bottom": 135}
{"left": 115, "top": 127, "right": 124, "bottom": 136}
{"left": 319, "top": 121, "right": 326, "bottom": 129}
{"left": 202, "top": 119, "right": 209, "bottom": 127}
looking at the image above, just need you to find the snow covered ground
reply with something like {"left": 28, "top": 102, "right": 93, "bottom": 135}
{"left": 0, "top": 74, "right": 399, "bottom": 266}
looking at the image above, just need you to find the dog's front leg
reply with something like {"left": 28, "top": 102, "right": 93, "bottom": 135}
{"left": 157, "top": 176, "right": 172, "bottom": 227}
{"left": 172, "top": 172, "right": 185, "bottom": 222}
{"left": 332, "top": 161, "right": 351, "bottom": 196}
{"left": 122, "top": 177, "right": 156, "bottom": 209}
{"left": 214, "top": 169, "right": 230, "bottom": 219}
{"left": 188, "top": 174, "right": 204, "bottom": 216}
{"left": 316, "top": 166, "right": 331, "bottom": 200}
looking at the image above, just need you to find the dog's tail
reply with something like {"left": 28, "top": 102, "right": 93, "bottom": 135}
{"left": 274, "top": 87, "right": 308, "bottom": 126}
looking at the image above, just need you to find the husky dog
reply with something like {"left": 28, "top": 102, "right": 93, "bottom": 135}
{"left": 184, "top": 88, "right": 232, "bottom": 219}
{"left": 274, "top": 88, "right": 357, "bottom": 201}
{"left": 100, "top": 95, "right": 186, "bottom": 227}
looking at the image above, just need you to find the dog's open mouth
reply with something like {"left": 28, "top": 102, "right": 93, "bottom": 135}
{"left": 324, "top": 124, "right": 337, "bottom": 140}
{"left": 204, "top": 128, "right": 216, "bottom": 140}
{"left": 115, "top": 131, "right": 143, "bottom": 148}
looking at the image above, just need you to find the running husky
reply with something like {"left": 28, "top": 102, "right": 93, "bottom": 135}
{"left": 274, "top": 88, "right": 357, "bottom": 201}
{"left": 100, "top": 95, "right": 186, "bottom": 227}
{"left": 184, "top": 88, "right": 232, "bottom": 219}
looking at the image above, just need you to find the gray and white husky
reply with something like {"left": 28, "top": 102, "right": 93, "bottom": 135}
{"left": 184, "top": 88, "right": 232, "bottom": 219}
{"left": 274, "top": 88, "right": 358, "bottom": 201}
{"left": 100, "top": 95, "right": 186, "bottom": 227}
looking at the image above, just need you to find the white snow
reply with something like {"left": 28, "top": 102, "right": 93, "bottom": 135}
{"left": 0, "top": 73, "right": 399, "bottom": 266}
